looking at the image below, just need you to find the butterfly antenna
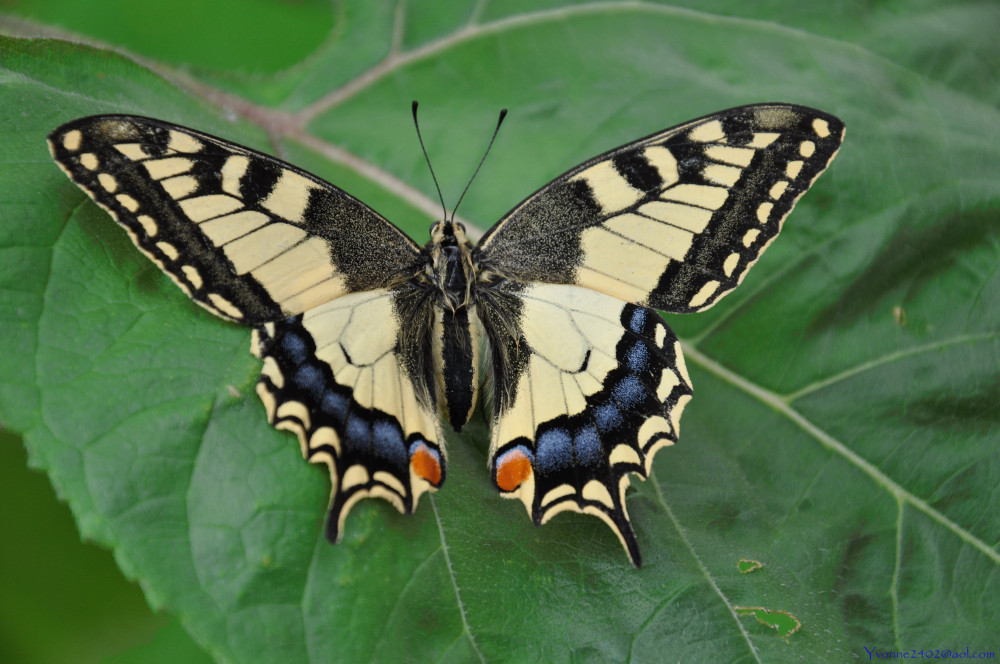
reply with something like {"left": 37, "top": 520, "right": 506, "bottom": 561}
{"left": 412, "top": 101, "right": 448, "bottom": 221}
{"left": 452, "top": 108, "right": 508, "bottom": 221}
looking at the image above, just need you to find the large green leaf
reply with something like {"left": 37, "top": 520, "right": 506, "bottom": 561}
{"left": 2, "top": 2, "right": 998, "bottom": 662}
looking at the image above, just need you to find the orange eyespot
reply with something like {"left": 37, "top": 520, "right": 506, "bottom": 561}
{"left": 495, "top": 448, "right": 533, "bottom": 493}
{"left": 410, "top": 442, "right": 442, "bottom": 486}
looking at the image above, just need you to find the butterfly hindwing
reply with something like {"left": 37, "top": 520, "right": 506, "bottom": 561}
{"left": 253, "top": 287, "right": 445, "bottom": 541}
{"left": 48, "top": 115, "right": 423, "bottom": 324}
{"left": 478, "top": 104, "right": 844, "bottom": 313}
{"left": 478, "top": 282, "right": 692, "bottom": 566}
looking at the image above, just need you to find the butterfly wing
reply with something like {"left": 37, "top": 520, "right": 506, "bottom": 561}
{"left": 254, "top": 286, "right": 445, "bottom": 542}
{"left": 478, "top": 103, "right": 844, "bottom": 312}
{"left": 49, "top": 116, "right": 443, "bottom": 540}
{"left": 48, "top": 115, "right": 422, "bottom": 323}
{"left": 478, "top": 282, "right": 691, "bottom": 566}
{"left": 476, "top": 104, "right": 844, "bottom": 565}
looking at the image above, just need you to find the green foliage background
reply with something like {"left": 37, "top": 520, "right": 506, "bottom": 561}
{"left": 1, "top": 1, "right": 998, "bottom": 662}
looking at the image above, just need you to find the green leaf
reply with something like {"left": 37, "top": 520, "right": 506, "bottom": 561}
{"left": 2, "top": 2, "right": 998, "bottom": 662}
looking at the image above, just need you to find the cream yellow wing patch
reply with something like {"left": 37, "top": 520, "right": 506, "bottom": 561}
{"left": 48, "top": 115, "right": 422, "bottom": 324}
{"left": 253, "top": 287, "right": 445, "bottom": 541}
{"left": 480, "top": 283, "right": 692, "bottom": 566}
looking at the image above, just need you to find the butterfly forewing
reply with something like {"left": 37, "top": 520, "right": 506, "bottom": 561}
{"left": 478, "top": 104, "right": 844, "bottom": 312}
{"left": 48, "top": 115, "right": 423, "bottom": 324}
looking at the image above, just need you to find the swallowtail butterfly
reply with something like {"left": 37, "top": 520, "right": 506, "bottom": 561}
{"left": 49, "top": 104, "right": 843, "bottom": 566}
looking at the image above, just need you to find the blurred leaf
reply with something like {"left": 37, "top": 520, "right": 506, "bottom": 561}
{"left": 1, "top": 2, "right": 998, "bottom": 662}
{"left": 0, "top": 431, "right": 211, "bottom": 664}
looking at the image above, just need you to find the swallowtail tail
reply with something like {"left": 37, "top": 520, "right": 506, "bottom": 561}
{"left": 49, "top": 104, "right": 843, "bottom": 566}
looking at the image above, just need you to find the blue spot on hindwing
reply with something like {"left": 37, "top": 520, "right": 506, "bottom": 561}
{"left": 594, "top": 403, "right": 623, "bottom": 433}
{"left": 280, "top": 330, "right": 309, "bottom": 365}
{"left": 614, "top": 374, "right": 646, "bottom": 408}
{"left": 573, "top": 424, "right": 601, "bottom": 466}
{"left": 372, "top": 418, "right": 406, "bottom": 462}
{"left": 626, "top": 342, "right": 649, "bottom": 373}
{"left": 345, "top": 412, "right": 371, "bottom": 450}
{"left": 321, "top": 389, "right": 349, "bottom": 420}
{"left": 292, "top": 364, "right": 324, "bottom": 399}
{"left": 536, "top": 427, "right": 573, "bottom": 473}
{"left": 629, "top": 307, "right": 647, "bottom": 334}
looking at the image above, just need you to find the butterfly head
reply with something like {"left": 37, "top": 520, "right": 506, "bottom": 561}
{"left": 426, "top": 221, "right": 475, "bottom": 310}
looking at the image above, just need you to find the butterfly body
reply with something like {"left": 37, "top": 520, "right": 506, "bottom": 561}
{"left": 49, "top": 104, "right": 844, "bottom": 566}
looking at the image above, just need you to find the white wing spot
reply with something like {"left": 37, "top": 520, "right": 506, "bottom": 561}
{"left": 749, "top": 132, "right": 779, "bottom": 148}
{"left": 168, "top": 130, "right": 204, "bottom": 153}
{"left": 260, "top": 355, "right": 285, "bottom": 390}
{"left": 786, "top": 160, "right": 803, "bottom": 179}
{"left": 97, "top": 173, "right": 118, "bottom": 193}
{"left": 374, "top": 471, "right": 407, "bottom": 498}
{"left": 638, "top": 416, "right": 674, "bottom": 450}
{"left": 604, "top": 212, "right": 694, "bottom": 261}
{"left": 310, "top": 426, "right": 340, "bottom": 456}
{"left": 182, "top": 265, "right": 203, "bottom": 290}
{"left": 688, "top": 120, "right": 725, "bottom": 143}
{"left": 62, "top": 130, "right": 82, "bottom": 151}
{"left": 643, "top": 146, "right": 679, "bottom": 187}
{"left": 137, "top": 215, "right": 158, "bottom": 237}
{"left": 722, "top": 253, "right": 740, "bottom": 277}
{"left": 262, "top": 170, "right": 315, "bottom": 223}
{"left": 571, "top": 160, "right": 644, "bottom": 213}
{"left": 208, "top": 293, "right": 243, "bottom": 319}
{"left": 200, "top": 210, "right": 270, "bottom": 244}
{"left": 756, "top": 202, "right": 773, "bottom": 224}
{"left": 156, "top": 241, "right": 180, "bottom": 261}
{"left": 116, "top": 194, "right": 140, "bottom": 212}
{"left": 80, "top": 153, "right": 99, "bottom": 170}
{"left": 769, "top": 181, "right": 789, "bottom": 200}
{"left": 812, "top": 118, "right": 831, "bottom": 138}
{"left": 742, "top": 228, "right": 760, "bottom": 248}
{"left": 224, "top": 223, "right": 307, "bottom": 274}
{"left": 688, "top": 280, "right": 719, "bottom": 309}
{"left": 656, "top": 367, "right": 682, "bottom": 401}
{"left": 673, "top": 340, "right": 691, "bottom": 388}
{"left": 800, "top": 141, "right": 816, "bottom": 158}
{"left": 221, "top": 155, "right": 250, "bottom": 196}
{"left": 540, "top": 484, "right": 576, "bottom": 508}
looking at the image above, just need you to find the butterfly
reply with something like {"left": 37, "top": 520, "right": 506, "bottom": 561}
{"left": 48, "top": 104, "right": 843, "bottom": 566}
